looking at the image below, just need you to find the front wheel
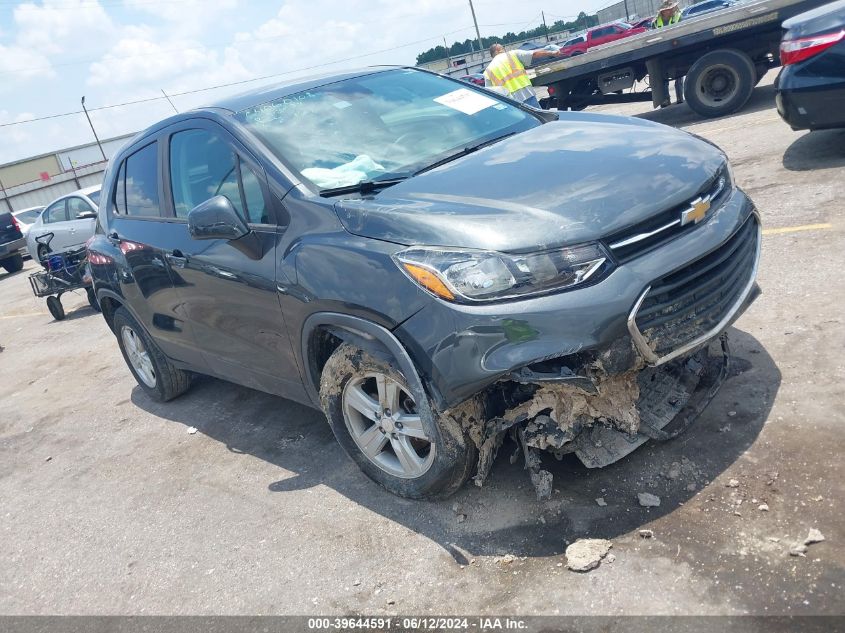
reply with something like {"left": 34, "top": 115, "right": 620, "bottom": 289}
{"left": 320, "top": 344, "right": 476, "bottom": 499}
{"left": 112, "top": 307, "right": 192, "bottom": 402}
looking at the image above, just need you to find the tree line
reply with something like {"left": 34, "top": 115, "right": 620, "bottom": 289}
{"left": 416, "top": 12, "right": 600, "bottom": 65}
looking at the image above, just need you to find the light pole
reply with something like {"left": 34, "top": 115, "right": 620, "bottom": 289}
{"left": 80, "top": 96, "right": 107, "bottom": 163}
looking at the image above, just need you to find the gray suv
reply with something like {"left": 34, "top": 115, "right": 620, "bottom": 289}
{"left": 88, "top": 67, "right": 761, "bottom": 499}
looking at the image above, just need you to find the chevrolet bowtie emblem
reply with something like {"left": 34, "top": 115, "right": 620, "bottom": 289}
{"left": 681, "top": 197, "right": 711, "bottom": 226}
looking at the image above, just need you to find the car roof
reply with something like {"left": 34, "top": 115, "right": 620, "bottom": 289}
{"left": 47, "top": 185, "right": 102, "bottom": 206}
{"left": 13, "top": 206, "right": 44, "bottom": 214}
{"left": 208, "top": 66, "right": 405, "bottom": 113}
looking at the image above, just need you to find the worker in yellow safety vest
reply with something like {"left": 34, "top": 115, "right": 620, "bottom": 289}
{"left": 484, "top": 43, "right": 563, "bottom": 108}
{"left": 652, "top": 0, "right": 684, "bottom": 107}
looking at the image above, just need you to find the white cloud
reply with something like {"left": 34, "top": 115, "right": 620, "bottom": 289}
{"left": 13, "top": 0, "right": 114, "bottom": 57}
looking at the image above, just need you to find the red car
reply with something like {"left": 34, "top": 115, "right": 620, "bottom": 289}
{"left": 459, "top": 73, "right": 485, "bottom": 87}
{"left": 560, "top": 22, "right": 648, "bottom": 58}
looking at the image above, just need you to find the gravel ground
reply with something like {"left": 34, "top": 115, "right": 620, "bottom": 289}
{"left": 0, "top": 72, "right": 843, "bottom": 616}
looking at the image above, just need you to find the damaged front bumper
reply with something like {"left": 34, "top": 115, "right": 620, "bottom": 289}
{"left": 397, "top": 189, "right": 761, "bottom": 497}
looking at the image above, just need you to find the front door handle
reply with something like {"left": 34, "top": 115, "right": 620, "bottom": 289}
{"left": 165, "top": 249, "right": 188, "bottom": 268}
{"left": 108, "top": 231, "right": 121, "bottom": 245}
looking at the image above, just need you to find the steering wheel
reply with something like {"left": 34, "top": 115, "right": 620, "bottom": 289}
{"left": 388, "top": 131, "right": 428, "bottom": 153}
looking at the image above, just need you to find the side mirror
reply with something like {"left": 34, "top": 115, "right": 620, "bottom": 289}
{"left": 76, "top": 211, "right": 97, "bottom": 220}
{"left": 187, "top": 195, "right": 250, "bottom": 241}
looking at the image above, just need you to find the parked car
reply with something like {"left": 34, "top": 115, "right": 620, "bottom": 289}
{"left": 12, "top": 206, "right": 45, "bottom": 257}
{"left": 558, "top": 34, "right": 588, "bottom": 57}
{"left": 631, "top": 17, "right": 654, "bottom": 29}
{"left": 459, "top": 73, "right": 485, "bottom": 87}
{"left": 775, "top": 0, "right": 845, "bottom": 130}
{"left": 0, "top": 211, "right": 26, "bottom": 273}
{"left": 89, "top": 66, "right": 761, "bottom": 500}
{"left": 681, "top": 0, "right": 736, "bottom": 19}
{"left": 26, "top": 186, "right": 101, "bottom": 264}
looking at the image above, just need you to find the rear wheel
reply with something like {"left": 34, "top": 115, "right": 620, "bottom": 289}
{"left": 1, "top": 253, "right": 24, "bottom": 273}
{"left": 320, "top": 344, "right": 476, "bottom": 499}
{"left": 113, "top": 307, "right": 192, "bottom": 402}
{"left": 684, "top": 49, "right": 756, "bottom": 118}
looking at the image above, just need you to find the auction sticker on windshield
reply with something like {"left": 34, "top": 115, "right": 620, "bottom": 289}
{"left": 434, "top": 88, "right": 497, "bottom": 115}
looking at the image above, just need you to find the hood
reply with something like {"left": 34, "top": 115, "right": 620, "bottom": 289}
{"left": 334, "top": 113, "right": 726, "bottom": 252}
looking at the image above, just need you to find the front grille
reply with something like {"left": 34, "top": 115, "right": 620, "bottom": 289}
{"left": 607, "top": 166, "right": 732, "bottom": 262}
{"left": 634, "top": 215, "right": 758, "bottom": 357}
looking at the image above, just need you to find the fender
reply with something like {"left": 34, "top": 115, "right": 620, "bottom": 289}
{"left": 301, "top": 313, "right": 436, "bottom": 414}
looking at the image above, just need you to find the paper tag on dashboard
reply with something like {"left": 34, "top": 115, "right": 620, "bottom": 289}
{"left": 434, "top": 89, "right": 497, "bottom": 115}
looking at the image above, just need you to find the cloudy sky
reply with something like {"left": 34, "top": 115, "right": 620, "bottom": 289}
{"left": 0, "top": 0, "right": 612, "bottom": 165}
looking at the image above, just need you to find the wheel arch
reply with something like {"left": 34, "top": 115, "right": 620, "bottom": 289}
{"left": 301, "top": 313, "right": 434, "bottom": 413}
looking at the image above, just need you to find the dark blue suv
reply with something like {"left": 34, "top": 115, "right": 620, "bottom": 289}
{"left": 89, "top": 67, "right": 761, "bottom": 499}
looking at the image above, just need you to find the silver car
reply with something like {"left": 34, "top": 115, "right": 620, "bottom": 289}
{"left": 26, "top": 186, "right": 101, "bottom": 263}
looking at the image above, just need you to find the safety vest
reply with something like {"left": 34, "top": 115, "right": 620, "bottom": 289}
{"left": 484, "top": 51, "right": 532, "bottom": 95}
{"left": 655, "top": 13, "right": 681, "bottom": 27}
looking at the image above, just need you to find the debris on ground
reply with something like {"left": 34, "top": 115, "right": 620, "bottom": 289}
{"left": 496, "top": 554, "right": 517, "bottom": 566}
{"left": 726, "top": 478, "right": 740, "bottom": 488}
{"left": 187, "top": 427, "right": 198, "bottom": 435}
{"left": 456, "top": 514, "right": 466, "bottom": 523}
{"left": 606, "top": 553, "right": 616, "bottom": 563}
{"left": 805, "top": 528, "right": 825, "bottom": 545}
{"left": 638, "top": 492, "right": 661, "bottom": 507}
{"left": 758, "top": 503, "right": 769, "bottom": 512}
{"left": 565, "top": 539, "right": 612, "bottom": 572}
{"left": 44, "top": 456, "right": 52, "bottom": 462}
{"left": 789, "top": 544, "right": 808, "bottom": 557}
{"left": 596, "top": 497, "right": 607, "bottom": 507}
{"left": 686, "top": 483, "right": 697, "bottom": 492}
{"left": 639, "top": 529, "right": 654, "bottom": 539}
{"left": 766, "top": 471, "right": 779, "bottom": 485}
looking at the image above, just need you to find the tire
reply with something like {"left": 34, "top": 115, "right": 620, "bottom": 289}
{"left": 1, "top": 253, "right": 24, "bottom": 273}
{"left": 112, "top": 306, "right": 192, "bottom": 402}
{"left": 320, "top": 344, "right": 476, "bottom": 500}
{"left": 684, "top": 49, "right": 756, "bottom": 118}
{"left": 46, "top": 296, "right": 65, "bottom": 321}
{"left": 37, "top": 245, "right": 49, "bottom": 267}
{"left": 86, "top": 287, "right": 101, "bottom": 312}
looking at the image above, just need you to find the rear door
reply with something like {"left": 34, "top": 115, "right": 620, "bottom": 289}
{"left": 161, "top": 120, "right": 302, "bottom": 398}
{"left": 108, "top": 140, "right": 207, "bottom": 369}
{"left": 65, "top": 196, "right": 97, "bottom": 248}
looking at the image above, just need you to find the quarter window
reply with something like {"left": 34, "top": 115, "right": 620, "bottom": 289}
{"left": 169, "top": 128, "right": 268, "bottom": 224}
{"left": 116, "top": 142, "right": 161, "bottom": 217}
{"left": 44, "top": 200, "right": 67, "bottom": 224}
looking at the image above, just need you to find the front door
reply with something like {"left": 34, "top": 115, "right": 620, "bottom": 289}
{"left": 39, "top": 199, "right": 70, "bottom": 253}
{"left": 161, "top": 121, "right": 303, "bottom": 399}
{"left": 65, "top": 196, "right": 96, "bottom": 249}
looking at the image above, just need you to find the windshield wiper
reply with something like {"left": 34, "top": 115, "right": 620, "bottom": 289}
{"left": 413, "top": 132, "right": 517, "bottom": 176}
{"left": 319, "top": 177, "right": 408, "bottom": 198}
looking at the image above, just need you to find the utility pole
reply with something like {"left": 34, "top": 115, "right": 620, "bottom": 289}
{"left": 542, "top": 11, "right": 550, "bottom": 41}
{"left": 0, "top": 176, "right": 13, "bottom": 214}
{"left": 80, "top": 96, "right": 107, "bottom": 163}
{"left": 623, "top": 0, "right": 631, "bottom": 21}
{"left": 468, "top": 0, "right": 484, "bottom": 59}
{"left": 443, "top": 37, "right": 451, "bottom": 66}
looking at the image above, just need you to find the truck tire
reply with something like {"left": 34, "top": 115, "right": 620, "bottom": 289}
{"left": 113, "top": 306, "right": 192, "bottom": 402}
{"left": 684, "top": 49, "right": 756, "bottom": 118}
{"left": 320, "top": 343, "right": 476, "bottom": 500}
{"left": 1, "top": 253, "right": 24, "bottom": 273}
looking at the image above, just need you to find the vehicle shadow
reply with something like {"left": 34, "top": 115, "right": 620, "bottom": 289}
{"left": 0, "top": 268, "right": 26, "bottom": 281}
{"left": 130, "top": 328, "right": 778, "bottom": 560}
{"left": 634, "top": 82, "right": 780, "bottom": 129}
{"left": 782, "top": 129, "right": 845, "bottom": 171}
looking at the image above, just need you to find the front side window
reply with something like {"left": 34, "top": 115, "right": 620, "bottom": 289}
{"left": 169, "top": 128, "right": 268, "bottom": 223}
{"left": 116, "top": 142, "right": 161, "bottom": 217}
{"left": 235, "top": 69, "right": 540, "bottom": 192}
{"left": 67, "top": 197, "right": 93, "bottom": 218}
{"left": 44, "top": 200, "right": 67, "bottom": 224}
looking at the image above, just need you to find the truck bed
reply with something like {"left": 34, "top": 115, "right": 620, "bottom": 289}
{"left": 528, "top": 0, "right": 828, "bottom": 87}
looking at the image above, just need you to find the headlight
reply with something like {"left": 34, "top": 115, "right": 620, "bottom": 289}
{"left": 394, "top": 243, "right": 610, "bottom": 303}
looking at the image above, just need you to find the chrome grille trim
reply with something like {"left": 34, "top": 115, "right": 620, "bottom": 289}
{"left": 627, "top": 219, "right": 761, "bottom": 367}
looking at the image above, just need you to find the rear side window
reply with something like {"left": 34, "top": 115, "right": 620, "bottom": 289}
{"left": 67, "top": 197, "right": 93, "bottom": 218}
{"left": 169, "top": 128, "right": 268, "bottom": 224}
{"left": 114, "top": 142, "right": 161, "bottom": 217}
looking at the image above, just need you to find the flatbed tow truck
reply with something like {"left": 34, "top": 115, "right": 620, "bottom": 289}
{"left": 529, "top": 0, "right": 831, "bottom": 118}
